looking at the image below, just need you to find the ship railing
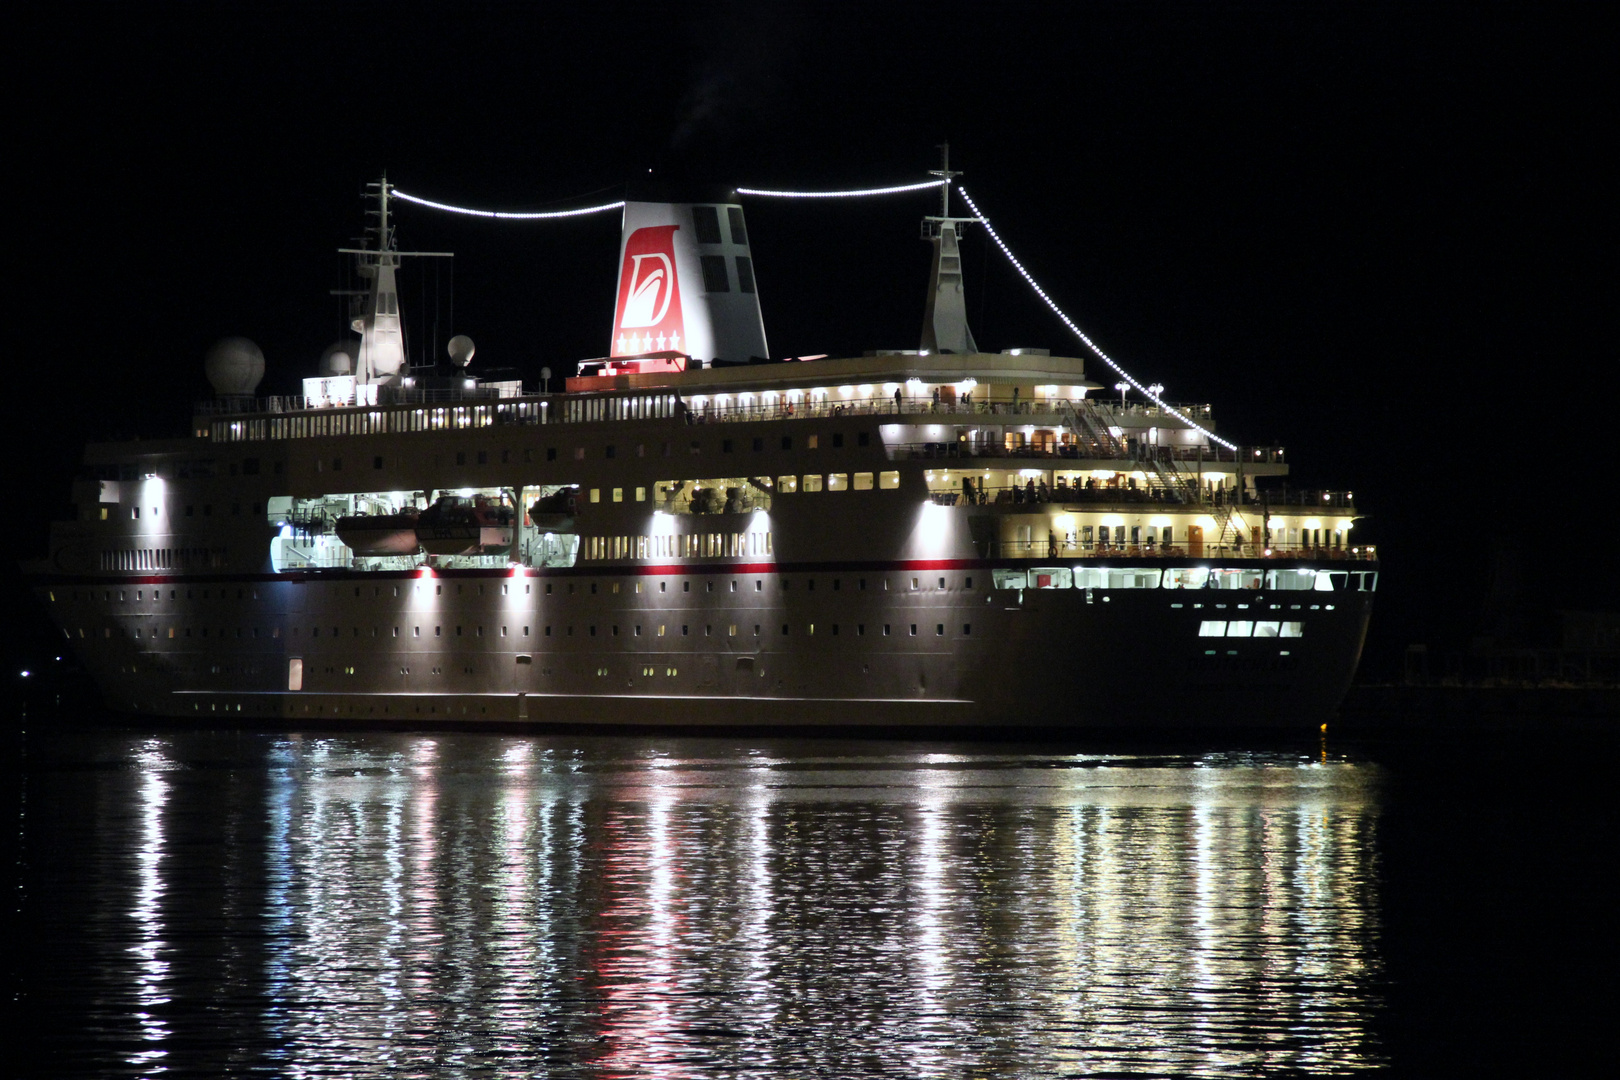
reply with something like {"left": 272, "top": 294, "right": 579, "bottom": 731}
{"left": 892, "top": 442, "right": 1287, "bottom": 467}
{"left": 195, "top": 391, "right": 1220, "bottom": 427}
{"left": 983, "top": 539, "right": 1378, "bottom": 561}
{"left": 930, "top": 482, "right": 1339, "bottom": 510}
{"left": 1258, "top": 489, "right": 1358, "bottom": 508}
{"left": 936, "top": 484, "right": 1180, "bottom": 506}
{"left": 672, "top": 398, "right": 1218, "bottom": 425}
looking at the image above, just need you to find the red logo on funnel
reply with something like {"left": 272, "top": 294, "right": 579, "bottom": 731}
{"left": 612, "top": 225, "right": 686, "bottom": 356}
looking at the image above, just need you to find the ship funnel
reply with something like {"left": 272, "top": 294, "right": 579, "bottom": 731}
{"left": 610, "top": 199, "right": 768, "bottom": 365}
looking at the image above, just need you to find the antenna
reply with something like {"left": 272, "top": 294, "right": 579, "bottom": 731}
{"left": 928, "top": 141, "right": 962, "bottom": 218}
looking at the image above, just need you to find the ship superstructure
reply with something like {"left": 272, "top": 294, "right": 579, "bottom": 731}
{"left": 29, "top": 172, "right": 1376, "bottom": 730}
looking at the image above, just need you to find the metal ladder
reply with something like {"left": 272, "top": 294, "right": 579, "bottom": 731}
{"left": 1063, "top": 400, "right": 1125, "bottom": 457}
{"left": 1060, "top": 400, "right": 1194, "bottom": 503}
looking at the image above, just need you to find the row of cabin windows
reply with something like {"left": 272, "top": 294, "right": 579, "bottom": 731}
{"left": 92, "top": 459, "right": 262, "bottom": 480}
{"left": 73, "top": 621, "right": 974, "bottom": 641}
{"left": 544, "top": 576, "right": 974, "bottom": 594}
{"left": 72, "top": 626, "right": 283, "bottom": 640}
{"left": 1039, "top": 525, "right": 1345, "bottom": 548}
{"left": 584, "top": 532, "right": 773, "bottom": 560}
{"left": 304, "top": 430, "right": 875, "bottom": 474}
{"left": 54, "top": 586, "right": 263, "bottom": 603}
{"left": 98, "top": 548, "right": 227, "bottom": 571}
{"left": 191, "top": 416, "right": 837, "bottom": 473}
{"left": 583, "top": 470, "right": 899, "bottom": 507}
{"left": 549, "top": 622, "right": 972, "bottom": 638}
{"left": 106, "top": 502, "right": 262, "bottom": 521}
{"left": 56, "top": 575, "right": 975, "bottom": 605}
{"left": 57, "top": 573, "right": 978, "bottom": 608}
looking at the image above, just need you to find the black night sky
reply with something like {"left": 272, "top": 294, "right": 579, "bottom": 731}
{"left": 6, "top": 2, "right": 1612, "bottom": 676}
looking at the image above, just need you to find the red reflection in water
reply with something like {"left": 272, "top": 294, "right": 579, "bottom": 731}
{"left": 587, "top": 795, "right": 691, "bottom": 1079}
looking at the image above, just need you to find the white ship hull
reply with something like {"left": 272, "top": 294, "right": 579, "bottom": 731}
{"left": 29, "top": 178, "right": 1377, "bottom": 732}
{"left": 36, "top": 551, "right": 1372, "bottom": 730}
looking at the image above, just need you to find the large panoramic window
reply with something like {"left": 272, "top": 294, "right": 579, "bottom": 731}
{"left": 1164, "top": 567, "right": 1209, "bottom": 589}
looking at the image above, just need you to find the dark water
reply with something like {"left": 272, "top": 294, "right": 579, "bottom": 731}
{"left": 5, "top": 719, "right": 1613, "bottom": 1078}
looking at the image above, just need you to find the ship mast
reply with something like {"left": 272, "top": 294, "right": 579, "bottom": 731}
{"left": 339, "top": 175, "right": 453, "bottom": 387}
{"left": 919, "top": 142, "right": 981, "bottom": 354}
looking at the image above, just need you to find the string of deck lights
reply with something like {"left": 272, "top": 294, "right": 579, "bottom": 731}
{"left": 957, "top": 186, "right": 1236, "bottom": 451}
{"left": 391, "top": 189, "right": 625, "bottom": 218}
{"left": 735, "top": 179, "right": 945, "bottom": 198}
{"left": 391, "top": 177, "right": 1235, "bottom": 450}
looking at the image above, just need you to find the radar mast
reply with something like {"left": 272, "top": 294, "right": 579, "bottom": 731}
{"left": 919, "top": 142, "right": 980, "bottom": 354}
{"left": 339, "top": 175, "right": 453, "bottom": 388}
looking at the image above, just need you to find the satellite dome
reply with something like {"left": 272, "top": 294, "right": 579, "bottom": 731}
{"left": 318, "top": 340, "right": 357, "bottom": 377}
{"left": 447, "top": 334, "right": 476, "bottom": 369}
{"left": 204, "top": 337, "right": 265, "bottom": 396}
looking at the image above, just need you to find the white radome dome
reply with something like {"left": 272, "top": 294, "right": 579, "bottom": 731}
{"left": 318, "top": 340, "right": 356, "bottom": 376}
{"left": 447, "top": 334, "right": 476, "bottom": 368}
{"left": 204, "top": 336, "right": 265, "bottom": 396}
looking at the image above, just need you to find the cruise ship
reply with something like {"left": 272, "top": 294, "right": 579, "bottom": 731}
{"left": 27, "top": 174, "right": 1377, "bottom": 731}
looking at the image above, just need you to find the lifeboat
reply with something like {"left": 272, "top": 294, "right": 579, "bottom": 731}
{"left": 335, "top": 510, "right": 421, "bottom": 556}
{"left": 415, "top": 495, "right": 515, "bottom": 556}
{"left": 528, "top": 488, "right": 579, "bottom": 532}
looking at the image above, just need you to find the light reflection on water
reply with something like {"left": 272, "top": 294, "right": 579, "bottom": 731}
{"left": 30, "top": 733, "right": 1383, "bottom": 1077}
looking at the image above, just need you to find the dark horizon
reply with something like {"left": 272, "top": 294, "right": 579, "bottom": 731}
{"left": 7, "top": 2, "right": 1612, "bottom": 680}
